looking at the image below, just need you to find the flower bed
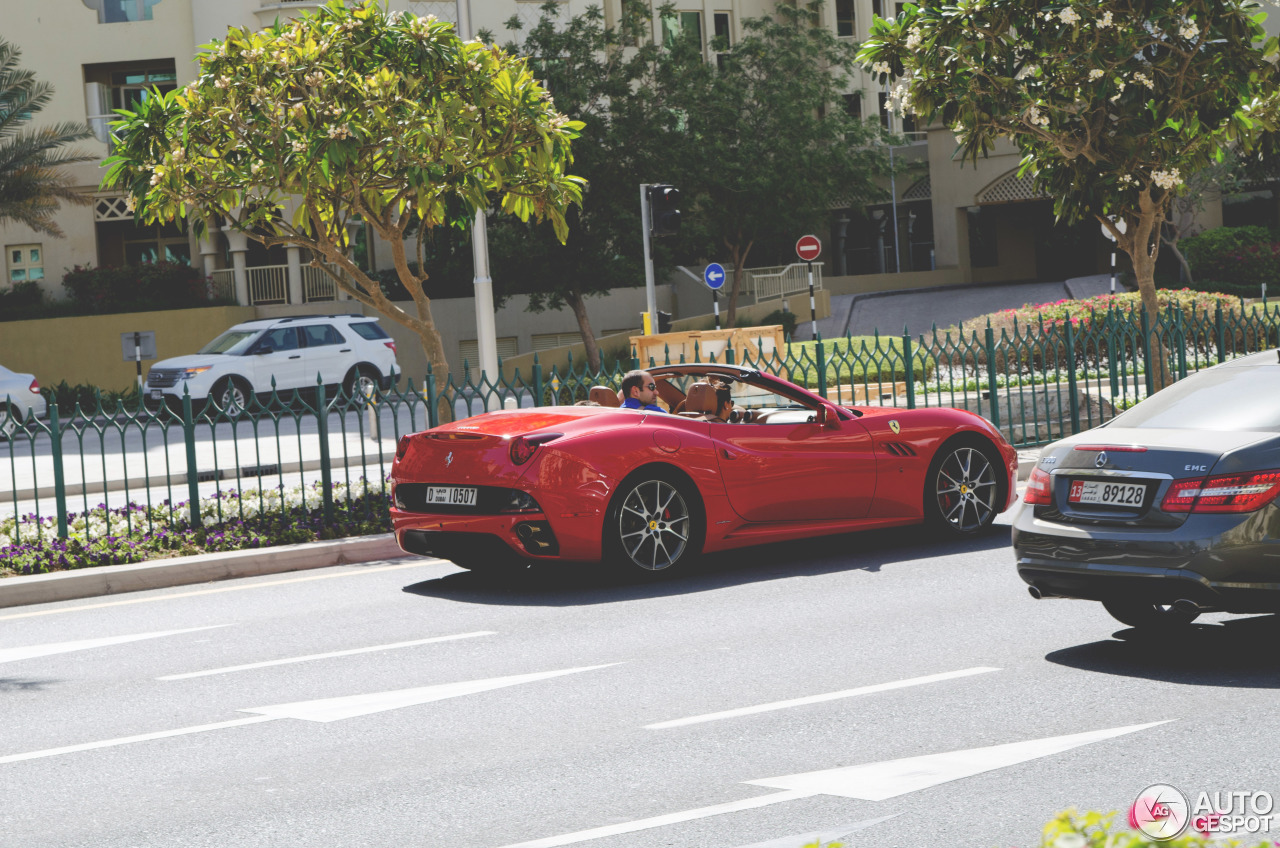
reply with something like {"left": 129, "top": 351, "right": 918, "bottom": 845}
{"left": 0, "top": 479, "right": 390, "bottom": 577}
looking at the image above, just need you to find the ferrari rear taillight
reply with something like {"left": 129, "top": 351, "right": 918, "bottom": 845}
{"left": 28, "top": 378, "right": 39, "bottom": 394}
{"left": 509, "top": 432, "right": 563, "bottom": 465}
{"left": 1023, "top": 467, "right": 1052, "bottom": 505}
{"left": 396, "top": 435, "right": 411, "bottom": 460}
{"left": 1161, "top": 469, "right": 1280, "bottom": 513}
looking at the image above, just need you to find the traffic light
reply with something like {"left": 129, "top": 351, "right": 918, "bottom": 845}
{"left": 647, "top": 184, "right": 681, "bottom": 237}
{"left": 657, "top": 310, "right": 673, "bottom": 333}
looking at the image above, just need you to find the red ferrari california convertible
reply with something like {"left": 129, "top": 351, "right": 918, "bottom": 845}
{"left": 390, "top": 364, "right": 1019, "bottom": 575}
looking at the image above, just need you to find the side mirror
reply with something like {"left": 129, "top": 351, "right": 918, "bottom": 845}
{"left": 816, "top": 403, "right": 841, "bottom": 429}
{"left": 254, "top": 345, "right": 274, "bottom": 355}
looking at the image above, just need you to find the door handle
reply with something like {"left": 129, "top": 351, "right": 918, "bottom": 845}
{"left": 339, "top": 348, "right": 351, "bottom": 352}
{"left": 288, "top": 355, "right": 302, "bottom": 359}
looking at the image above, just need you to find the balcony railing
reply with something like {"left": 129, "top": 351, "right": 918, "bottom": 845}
{"left": 301, "top": 265, "right": 338, "bottom": 302}
{"left": 741, "top": 262, "right": 824, "bottom": 303}
{"left": 207, "top": 263, "right": 342, "bottom": 306}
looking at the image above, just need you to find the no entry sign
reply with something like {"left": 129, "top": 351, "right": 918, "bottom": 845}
{"left": 795, "top": 235, "right": 822, "bottom": 262}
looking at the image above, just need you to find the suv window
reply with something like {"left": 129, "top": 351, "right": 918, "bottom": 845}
{"left": 350, "top": 322, "right": 389, "bottom": 341}
{"left": 199, "top": 329, "right": 258, "bottom": 355}
{"left": 254, "top": 327, "right": 300, "bottom": 353}
{"left": 301, "top": 324, "right": 345, "bottom": 347}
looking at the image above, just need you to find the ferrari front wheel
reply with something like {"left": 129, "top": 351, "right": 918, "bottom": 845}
{"left": 606, "top": 471, "right": 702, "bottom": 576}
{"left": 925, "top": 440, "right": 1001, "bottom": 536}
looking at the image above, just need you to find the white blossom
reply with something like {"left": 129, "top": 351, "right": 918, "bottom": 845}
{"left": 1058, "top": 7, "right": 1079, "bottom": 25}
{"left": 1152, "top": 168, "right": 1182, "bottom": 190}
{"left": 1027, "top": 105, "right": 1050, "bottom": 127}
{"left": 1089, "top": 69, "right": 1104, "bottom": 80}
{"left": 327, "top": 124, "right": 351, "bottom": 140}
{"left": 291, "top": 139, "right": 306, "bottom": 152}
{"left": 905, "top": 30, "right": 922, "bottom": 50}
{"left": 871, "top": 61, "right": 892, "bottom": 76}
{"left": 1098, "top": 11, "right": 1113, "bottom": 28}
{"left": 214, "top": 77, "right": 229, "bottom": 90}
{"left": 1180, "top": 22, "right": 1199, "bottom": 40}
{"left": 1134, "top": 71, "right": 1154, "bottom": 90}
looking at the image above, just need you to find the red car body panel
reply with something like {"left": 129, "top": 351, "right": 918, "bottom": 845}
{"left": 389, "top": 365, "right": 1019, "bottom": 566}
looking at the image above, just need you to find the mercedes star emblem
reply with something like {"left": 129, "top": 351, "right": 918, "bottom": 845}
{"left": 1095, "top": 451, "right": 1108, "bottom": 468}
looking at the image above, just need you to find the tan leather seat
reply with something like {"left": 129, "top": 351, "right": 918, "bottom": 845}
{"left": 679, "top": 382, "right": 719, "bottom": 419}
{"left": 589, "top": 385, "right": 621, "bottom": 408}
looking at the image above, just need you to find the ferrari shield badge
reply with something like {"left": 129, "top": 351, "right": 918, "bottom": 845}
{"left": 888, "top": 419, "right": 901, "bottom": 434}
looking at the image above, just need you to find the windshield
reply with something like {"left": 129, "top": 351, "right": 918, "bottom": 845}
{"left": 1111, "top": 366, "right": 1280, "bottom": 432}
{"left": 198, "top": 330, "right": 258, "bottom": 356}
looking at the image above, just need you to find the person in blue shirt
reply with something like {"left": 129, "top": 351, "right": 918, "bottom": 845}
{"left": 620, "top": 369, "right": 667, "bottom": 412}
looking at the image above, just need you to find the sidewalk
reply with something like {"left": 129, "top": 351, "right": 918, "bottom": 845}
{"left": 0, "top": 533, "right": 409, "bottom": 610}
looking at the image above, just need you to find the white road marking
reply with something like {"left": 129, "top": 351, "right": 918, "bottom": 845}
{"left": 1, "top": 663, "right": 620, "bottom": 765}
{"left": 645, "top": 666, "right": 1000, "bottom": 730}
{"left": 729, "top": 814, "right": 901, "bottom": 848}
{"left": 504, "top": 721, "right": 1170, "bottom": 847}
{"left": 747, "top": 720, "right": 1173, "bottom": 801}
{"left": 158, "top": 631, "right": 497, "bottom": 680}
{"left": 498, "top": 789, "right": 817, "bottom": 848}
{"left": 0, "top": 716, "right": 276, "bottom": 765}
{"left": 239, "top": 663, "right": 621, "bottom": 722}
{"left": 0, "top": 625, "right": 227, "bottom": 665}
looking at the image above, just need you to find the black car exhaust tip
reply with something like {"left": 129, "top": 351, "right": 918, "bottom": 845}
{"left": 1173, "top": 599, "right": 1201, "bottom": 615}
{"left": 1028, "top": 586, "right": 1044, "bottom": 600}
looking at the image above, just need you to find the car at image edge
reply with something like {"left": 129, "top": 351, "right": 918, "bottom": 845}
{"left": 0, "top": 364, "right": 47, "bottom": 439}
{"left": 1015, "top": 348, "right": 1280, "bottom": 629}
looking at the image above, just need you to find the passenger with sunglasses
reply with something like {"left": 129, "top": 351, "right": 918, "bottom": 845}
{"left": 620, "top": 369, "right": 667, "bottom": 412}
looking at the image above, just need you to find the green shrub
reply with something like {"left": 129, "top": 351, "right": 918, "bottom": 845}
{"left": 61, "top": 262, "right": 217, "bottom": 314}
{"left": 41, "top": 381, "right": 143, "bottom": 416}
{"left": 763, "top": 308, "right": 798, "bottom": 339}
{"left": 786, "top": 336, "right": 937, "bottom": 388}
{"left": 1182, "top": 225, "right": 1276, "bottom": 284}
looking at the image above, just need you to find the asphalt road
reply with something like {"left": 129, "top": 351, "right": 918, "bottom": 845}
{"left": 2, "top": 510, "right": 1277, "bottom": 848}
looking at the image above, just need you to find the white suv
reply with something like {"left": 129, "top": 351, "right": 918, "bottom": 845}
{"left": 145, "top": 315, "right": 399, "bottom": 412}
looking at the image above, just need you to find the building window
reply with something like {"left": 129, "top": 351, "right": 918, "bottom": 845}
{"left": 662, "top": 11, "right": 703, "bottom": 48}
{"left": 871, "top": 0, "right": 909, "bottom": 19}
{"left": 84, "top": 63, "right": 177, "bottom": 145}
{"left": 6, "top": 245, "right": 43, "bottom": 284}
{"left": 843, "top": 93, "right": 862, "bottom": 121}
{"left": 836, "top": 0, "right": 855, "bottom": 37}
{"left": 459, "top": 338, "right": 519, "bottom": 383}
{"left": 83, "top": 0, "right": 165, "bottom": 24}
{"left": 712, "top": 12, "right": 733, "bottom": 68}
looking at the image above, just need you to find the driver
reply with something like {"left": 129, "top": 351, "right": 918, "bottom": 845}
{"left": 710, "top": 381, "right": 734, "bottom": 423}
{"left": 620, "top": 370, "right": 667, "bottom": 413}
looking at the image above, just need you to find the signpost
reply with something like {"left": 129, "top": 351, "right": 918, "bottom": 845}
{"left": 1100, "top": 218, "right": 1127, "bottom": 293}
{"left": 119, "top": 331, "right": 157, "bottom": 390}
{"left": 795, "top": 235, "right": 822, "bottom": 338}
{"left": 704, "top": 263, "right": 725, "bottom": 330}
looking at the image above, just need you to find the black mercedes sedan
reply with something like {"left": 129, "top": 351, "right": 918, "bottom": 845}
{"left": 1014, "top": 349, "right": 1280, "bottom": 629}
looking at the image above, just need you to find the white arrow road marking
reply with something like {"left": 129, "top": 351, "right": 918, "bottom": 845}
{"left": 501, "top": 721, "right": 1170, "bottom": 848}
{"left": 729, "top": 814, "right": 901, "bottom": 848}
{"left": 645, "top": 667, "right": 1000, "bottom": 730}
{"left": 238, "top": 663, "right": 619, "bottom": 722}
{"left": 747, "top": 720, "right": 1173, "bottom": 801}
{"left": 498, "top": 789, "right": 816, "bottom": 848}
{"left": 0, "top": 625, "right": 227, "bottom": 665}
{"left": 0, "top": 663, "right": 619, "bottom": 765}
{"left": 158, "top": 631, "right": 497, "bottom": 680}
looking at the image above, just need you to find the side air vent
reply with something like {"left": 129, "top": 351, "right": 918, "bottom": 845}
{"left": 882, "top": 442, "right": 917, "bottom": 457}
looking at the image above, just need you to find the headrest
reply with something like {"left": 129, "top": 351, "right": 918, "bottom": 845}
{"left": 683, "top": 382, "right": 719, "bottom": 414}
{"left": 589, "top": 386, "right": 621, "bottom": 407}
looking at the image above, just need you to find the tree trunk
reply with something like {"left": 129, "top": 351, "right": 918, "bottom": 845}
{"left": 566, "top": 289, "right": 602, "bottom": 372}
{"left": 1121, "top": 195, "right": 1171, "bottom": 393}
{"left": 724, "top": 237, "right": 754, "bottom": 329}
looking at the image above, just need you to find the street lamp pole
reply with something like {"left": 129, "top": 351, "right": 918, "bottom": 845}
{"left": 456, "top": 0, "right": 499, "bottom": 392}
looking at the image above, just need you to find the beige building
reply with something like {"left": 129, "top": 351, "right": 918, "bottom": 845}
{"left": 3, "top": 0, "right": 1278, "bottom": 319}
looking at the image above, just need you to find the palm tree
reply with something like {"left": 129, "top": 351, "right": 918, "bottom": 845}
{"left": 0, "top": 38, "right": 94, "bottom": 237}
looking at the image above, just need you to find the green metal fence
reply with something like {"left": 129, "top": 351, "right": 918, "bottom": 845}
{"left": 4, "top": 300, "right": 1280, "bottom": 574}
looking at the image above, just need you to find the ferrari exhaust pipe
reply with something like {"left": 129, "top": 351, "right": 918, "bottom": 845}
{"left": 1028, "top": 586, "right": 1043, "bottom": 600}
{"left": 1173, "top": 599, "right": 1200, "bottom": 615}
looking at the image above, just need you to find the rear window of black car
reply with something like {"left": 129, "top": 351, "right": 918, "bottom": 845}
{"left": 1113, "top": 367, "right": 1280, "bottom": 431}
{"left": 350, "top": 322, "right": 389, "bottom": 340}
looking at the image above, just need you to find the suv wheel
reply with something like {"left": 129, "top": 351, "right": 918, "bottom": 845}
{"left": 210, "top": 377, "right": 251, "bottom": 417}
{"left": 0, "top": 404, "right": 19, "bottom": 441}
{"left": 343, "top": 366, "right": 380, "bottom": 403}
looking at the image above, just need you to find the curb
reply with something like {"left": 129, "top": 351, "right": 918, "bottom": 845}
{"left": 0, "top": 533, "right": 406, "bottom": 610}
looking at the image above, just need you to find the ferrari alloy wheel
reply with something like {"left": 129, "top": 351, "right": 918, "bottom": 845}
{"left": 927, "top": 442, "right": 1000, "bottom": 536}
{"left": 611, "top": 475, "right": 696, "bottom": 573}
{"left": 1103, "top": 599, "right": 1200, "bottom": 630}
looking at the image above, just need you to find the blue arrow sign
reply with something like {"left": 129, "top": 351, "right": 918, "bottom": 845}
{"left": 704, "top": 263, "right": 726, "bottom": 291}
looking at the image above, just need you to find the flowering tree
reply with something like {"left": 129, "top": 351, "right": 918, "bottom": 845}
{"left": 859, "top": 0, "right": 1280, "bottom": 386}
{"left": 102, "top": 0, "right": 584, "bottom": 382}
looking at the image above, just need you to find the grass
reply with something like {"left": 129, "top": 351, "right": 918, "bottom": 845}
{"left": 784, "top": 336, "right": 937, "bottom": 388}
